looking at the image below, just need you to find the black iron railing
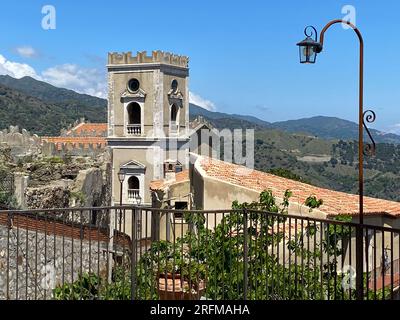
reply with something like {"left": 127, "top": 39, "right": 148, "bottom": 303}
{"left": 0, "top": 206, "right": 399, "bottom": 300}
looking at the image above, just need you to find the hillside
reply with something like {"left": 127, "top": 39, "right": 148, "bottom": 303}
{"left": 271, "top": 116, "right": 400, "bottom": 144}
{"left": 0, "top": 75, "right": 106, "bottom": 108}
{"left": 0, "top": 75, "right": 399, "bottom": 201}
{"left": 190, "top": 103, "right": 271, "bottom": 128}
{"left": 0, "top": 83, "right": 106, "bottom": 136}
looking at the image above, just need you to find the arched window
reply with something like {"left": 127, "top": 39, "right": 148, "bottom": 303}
{"left": 127, "top": 176, "right": 140, "bottom": 199}
{"left": 170, "top": 104, "right": 178, "bottom": 133}
{"left": 127, "top": 102, "right": 141, "bottom": 135}
{"left": 171, "top": 104, "right": 178, "bottom": 123}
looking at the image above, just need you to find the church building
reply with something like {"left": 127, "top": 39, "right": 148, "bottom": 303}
{"left": 107, "top": 50, "right": 190, "bottom": 207}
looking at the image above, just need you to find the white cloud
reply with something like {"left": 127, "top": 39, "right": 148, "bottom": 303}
{"left": 0, "top": 53, "right": 107, "bottom": 98}
{"left": 189, "top": 92, "right": 216, "bottom": 111}
{"left": 42, "top": 64, "right": 107, "bottom": 98}
{"left": 386, "top": 123, "right": 400, "bottom": 135}
{"left": 15, "top": 46, "right": 37, "bottom": 58}
{"left": 0, "top": 53, "right": 214, "bottom": 103}
{"left": 0, "top": 54, "right": 41, "bottom": 79}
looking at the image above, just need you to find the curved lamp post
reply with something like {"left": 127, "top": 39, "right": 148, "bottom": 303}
{"left": 297, "top": 19, "right": 376, "bottom": 300}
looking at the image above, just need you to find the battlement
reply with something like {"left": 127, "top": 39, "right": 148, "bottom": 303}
{"left": 108, "top": 50, "right": 189, "bottom": 68}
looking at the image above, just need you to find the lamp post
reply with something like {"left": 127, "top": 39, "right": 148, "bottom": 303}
{"left": 297, "top": 19, "right": 376, "bottom": 300}
{"left": 117, "top": 170, "right": 126, "bottom": 231}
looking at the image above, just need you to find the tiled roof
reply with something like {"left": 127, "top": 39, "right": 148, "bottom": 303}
{"left": 67, "top": 123, "right": 107, "bottom": 137}
{"left": 196, "top": 155, "right": 400, "bottom": 217}
{"left": 41, "top": 137, "right": 107, "bottom": 150}
{"left": 150, "top": 170, "right": 189, "bottom": 191}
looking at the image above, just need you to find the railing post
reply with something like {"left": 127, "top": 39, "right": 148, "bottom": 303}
{"left": 131, "top": 207, "right": 137, "bottom": 300}
{"left": 355, "top": 224, "right": 364, "bottom": 300}
{"left": 108, "top": 208, "right": 114, "bottom": 284}
{"left": 243, "top": 208, "right": 248, "bottom": 300}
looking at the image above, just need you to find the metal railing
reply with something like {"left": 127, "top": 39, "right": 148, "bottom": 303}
{"left": 0, "top": 206, "right": 399, "bottom": 300}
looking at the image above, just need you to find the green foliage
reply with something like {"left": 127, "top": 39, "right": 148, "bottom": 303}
{"left": 304, "top": 195, "right": 323, "bottom": 212}
{"left": 44, "top": 156, "right": 64, "bottom": 164}
{"left": 53, "top": 273, "right": 101, "bottom": 300}
{"left": 134, "top": 190, "right": 356, "bottom": 300}
{"left": 70, "top": 191, "right": 86, "bottom": 204}
{"left": 55, "top": 191, "right": 382, "bottom": 301}
{"left": 53, "top": 266, "right": 133, "bottom": 300}
{"left": 0, "top": 192, "right": 18, "bottom": 209}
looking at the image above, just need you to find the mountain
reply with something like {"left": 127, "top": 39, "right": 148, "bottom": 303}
{"left": 0, "top": 79, "right": 106, "bottom": 136}
{"left": 190, "top": 104, "right": 400, "bottom": 144}
{"left": 189, "top": 103, "right": 271, "bottom": 128}
{"left": 0, "top": 75, "right": 106, "bottom": 109}
{"left": 271, "top": 116, "right": 400, "bottom": 144}
{"left": 1, "top": 75, "right": 400, "bottom": 201}
{"left": 1, "top": 75, "right": 398, "bottom": 144}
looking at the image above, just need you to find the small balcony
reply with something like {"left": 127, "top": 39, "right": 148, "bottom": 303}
{"left": 127, "top": 124, "right": 141, "bottom": 136}
{"left": 128, "top": 188, "right": 140, "bottom": 199}
{"left": 170, "top": 122, "right": 178, "bottom": 135}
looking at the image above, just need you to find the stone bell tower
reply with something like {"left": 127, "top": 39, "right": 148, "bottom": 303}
{"left": 107, "top": 50, "right": 190, "bottom": 206}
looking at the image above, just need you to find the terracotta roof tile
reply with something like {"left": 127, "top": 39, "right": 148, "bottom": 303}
{"left": 41, "top": 137, "right": 107, "bottom": 150}
{"left": 67, "top": 123, "right": 107, "bottom": 136}
{"left": 197, "top": 156, "right": 400, "bottom": 217}
{"left": 150, "top": 170, "right": 189, "bottom": 191}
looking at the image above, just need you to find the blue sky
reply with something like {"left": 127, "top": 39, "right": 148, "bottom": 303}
{"left": 0, "top": 0, "right": 400, "bottom": 133}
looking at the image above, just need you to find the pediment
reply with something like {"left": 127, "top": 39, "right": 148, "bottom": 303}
{"left": 168, "top": 88, "right": 184, "bottom": 101}
{"left": 120, "top": 160, "right": 146, "bottom": 170}
{"left": 121, "top": 88, "right": 147, "bottom": 101}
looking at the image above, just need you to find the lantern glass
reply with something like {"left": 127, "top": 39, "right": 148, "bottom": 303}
{"left": 299, "top": 45, "right": 316, "bottom": 64}
{"left": 118, "top": 170, "right": 125, "bottom": 183}
{"left": 297, "top": 36, "right": 320, "bottom": 64}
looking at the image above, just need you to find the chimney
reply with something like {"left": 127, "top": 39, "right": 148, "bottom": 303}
{"left": 164, "top": 160, "right": 176, "bottom": 183}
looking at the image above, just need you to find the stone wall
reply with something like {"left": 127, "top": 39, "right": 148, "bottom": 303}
{"left": 41, "top": 142, "right": 107, "bottom": 158}
{"left": 0, "top": 126, "right": 42, "bottom": 159}
{"left": 0, "top": 222, "right": 109, "bottom": 300}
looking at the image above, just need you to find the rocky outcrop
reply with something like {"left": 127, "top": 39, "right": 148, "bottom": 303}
{"left": 26, "top": 181, "right": 72, "bottom": 209}
{"left": 70, "top": 168, "right": 104, "bottom": 207}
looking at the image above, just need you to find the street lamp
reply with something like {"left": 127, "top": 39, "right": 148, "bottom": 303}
{"left": 296, "top": 26, "right": 322, "bottom": 64}
{"left": 297, "top": 19, "right": 376, "bottom": 300}
{"left": 117, "top": 170, "right": 125, "bottom": 231}
{"left": 133, "top": 194, "right": 142, "bottom": 206}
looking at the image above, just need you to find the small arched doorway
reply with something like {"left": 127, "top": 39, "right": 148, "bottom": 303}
{"left": 127, "top": 102, "right": 141, "bottom": 135}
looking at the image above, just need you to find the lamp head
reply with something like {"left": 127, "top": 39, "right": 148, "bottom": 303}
{"left": 117, "top": 170, "right": 126, "bottom": 183}
{"left": 297, "top": 26, "right": 322, "bottom": 64}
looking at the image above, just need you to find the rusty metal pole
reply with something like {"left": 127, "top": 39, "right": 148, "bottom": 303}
{"left": 319, "top": 19, "right": 365, "bottom": 300}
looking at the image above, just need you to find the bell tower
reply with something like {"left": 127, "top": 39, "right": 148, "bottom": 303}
{"left": 107, "top": 50, "right": 190, "bottom": 206}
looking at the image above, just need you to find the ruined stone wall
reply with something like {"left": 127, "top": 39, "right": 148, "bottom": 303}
{"left": 0, "top": 126, "right": 42, "bottom": 159}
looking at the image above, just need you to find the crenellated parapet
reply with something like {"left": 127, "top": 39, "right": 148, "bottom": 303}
{"left": 108, "top": 50, "right": 189, "bottom": 68}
